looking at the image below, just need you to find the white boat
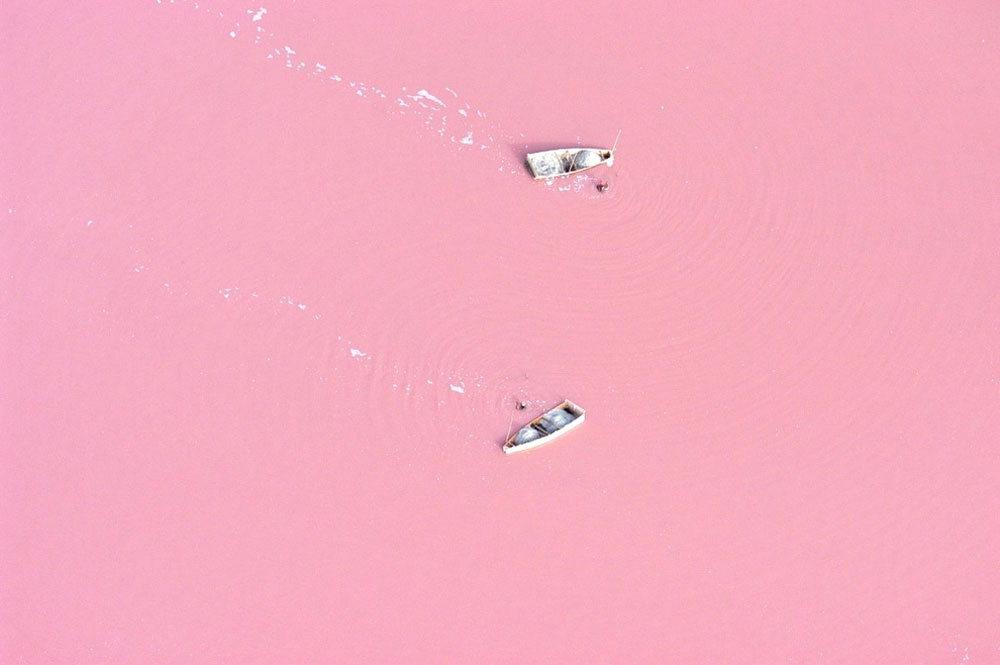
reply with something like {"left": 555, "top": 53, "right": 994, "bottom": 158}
{"left": 525, "top": 131, "right": 620, "bottom": 179}
{"left": 503, "top": 400, "right": 586, "bottom": 454}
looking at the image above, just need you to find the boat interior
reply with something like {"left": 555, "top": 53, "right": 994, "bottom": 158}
{"left": 526, "top": 402, "right": 583, "bottom": 435}
{"left": 528, "top": 149, "right": 613, "bottom": 176}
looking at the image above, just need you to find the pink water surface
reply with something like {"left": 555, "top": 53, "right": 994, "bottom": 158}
{"left": 3, "top": 1, "right": 1000, "bottom": 662}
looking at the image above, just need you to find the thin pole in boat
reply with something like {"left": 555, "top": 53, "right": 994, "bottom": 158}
{"left": 611, "top": 129, "right": 622, "bottom": 154}
{"left": 505, "top": 406, "right": 517, "bottom": 443}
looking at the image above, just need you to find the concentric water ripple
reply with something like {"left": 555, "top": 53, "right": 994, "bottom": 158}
{"left": 143, "top": 0, "right": 983, "bottom": 447}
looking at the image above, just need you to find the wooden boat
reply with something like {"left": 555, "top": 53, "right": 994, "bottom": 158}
{"left": 503, "top": 400, "right": 586, "bottom": 454}
{"left": 525, "top": 131, "right": 620, "bottom": 179}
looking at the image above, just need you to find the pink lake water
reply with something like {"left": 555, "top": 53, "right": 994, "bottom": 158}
{"left": 3, "top": 1, "right": 1000, "bottom": 662}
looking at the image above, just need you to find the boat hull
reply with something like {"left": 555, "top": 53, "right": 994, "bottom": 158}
{"left": 503, "top": 400, "right": 586, "bottom": 454}
{"left": 526, "top": 149, "right": 613, "bottom": 179}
